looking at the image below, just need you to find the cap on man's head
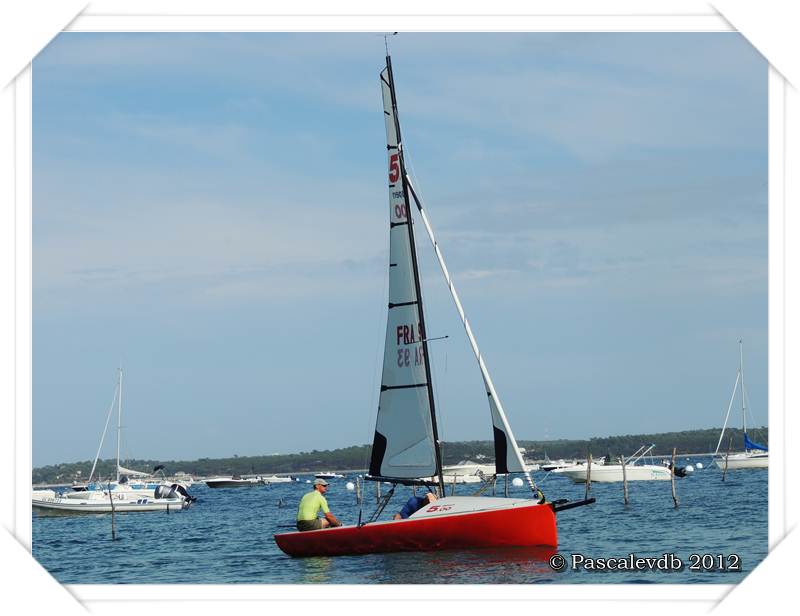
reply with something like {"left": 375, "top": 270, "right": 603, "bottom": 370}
{"left": 313, "top": 478, "right": 329, "bottom": 486}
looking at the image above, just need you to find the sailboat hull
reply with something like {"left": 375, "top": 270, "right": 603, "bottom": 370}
{"left": 714, "top": 452, "right": 769, "bottom": 469}
{"left": 274, "top": 496, "right": 557, "bottom": 557}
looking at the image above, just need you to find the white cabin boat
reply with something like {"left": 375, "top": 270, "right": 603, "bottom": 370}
{"left": 553, "top": 445, "right": 672, "bottom": 483}
{"left": 540, "top": 459, "right": 574, "bottom": 472}
{"left": 263, "top": 475, "right": 294, "bottom": 484}
{"left": 205, "top": 476, "right": 266, "bottom": 488}
{"left": 314, "top": 472, "right": 344, "bottom": 479}
{"left": 32, "top": 484, "right": 190, "bottom": 515}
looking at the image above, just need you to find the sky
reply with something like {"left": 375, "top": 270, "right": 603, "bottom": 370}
{"left": 32, "top": 33, "right": 767, "bottom": 468}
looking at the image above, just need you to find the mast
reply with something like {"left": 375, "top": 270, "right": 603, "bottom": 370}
{"left": 116, "top": 367, "right": 122, "bottom": 482}
{"left": 739, "top": 339, "right": 747, "bottom": 442}
{"left": 385, "top": 54, "right": 445, "bottom": 495}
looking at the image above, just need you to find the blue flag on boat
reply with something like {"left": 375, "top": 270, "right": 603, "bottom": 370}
{"left": 744, "top": 432, "right": 768, "bottom": 451}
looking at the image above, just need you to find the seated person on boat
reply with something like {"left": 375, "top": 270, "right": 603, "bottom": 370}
{"left": 393, "top": 492, "right": 437, "bottom": 520}
{"left": 296, "top": 479, "right": 342, "bottom": 531}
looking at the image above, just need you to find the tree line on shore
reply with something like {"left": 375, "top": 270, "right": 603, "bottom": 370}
{"left": 32, "top": 426, "right": 767, "bottom": 485}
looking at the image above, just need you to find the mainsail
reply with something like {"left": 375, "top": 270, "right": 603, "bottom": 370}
{"left": 368, "top": 58, "right": 444, "bottom": 489}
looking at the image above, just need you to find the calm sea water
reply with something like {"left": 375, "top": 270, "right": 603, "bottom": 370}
{"left": 32, "top": 457, "right": 767, "bottom": 584}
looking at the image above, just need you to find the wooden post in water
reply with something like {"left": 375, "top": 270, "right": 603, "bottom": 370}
{"left": 722, "top": 435, "right": 733, "bottom": 482}
{"left": 355, "top": 476, "right": 361, "bottom": 504}
{"left": 492, "top": 476, "right": 496, "bottom": 496}
{"left": 451, "top": 474, "right": 457, "bottom": 496}
{"left": 107, "top": 485, "right": 117, "bottom": 540}
{"left": 621, "top": 454, "right": 629, "bottom": 506}
{"left": 671, "top": 447, "right": 679, "bottom": 508}
{"left": 504, "top": 473, "right": 509, "bottom": 497}
{"left": 376, "top": 479, "right": 381, "bottom": 504}
{"left": 584, "top": 451, "right": 593, "bottom": 501}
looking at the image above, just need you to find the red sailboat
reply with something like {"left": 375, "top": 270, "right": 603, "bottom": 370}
{"left": 275, "top": 51, "right": 591, "bottom": 559}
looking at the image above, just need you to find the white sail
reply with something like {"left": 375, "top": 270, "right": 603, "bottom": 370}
{"left": 368, "top": 66, "right": 439, "bottom": 481}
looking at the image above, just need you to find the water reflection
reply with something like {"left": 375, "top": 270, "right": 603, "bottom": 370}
{"left": 376, "top": 545, "right": 558, "bottom": 584}
{"left": 299, "top": 556, "right": 333, "bottom": 584}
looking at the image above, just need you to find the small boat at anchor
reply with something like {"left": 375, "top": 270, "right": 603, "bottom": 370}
{"left": 264, "top": 475, "right": 295, "bottom": 484}
{"left": 274, "top": 50, "right": 592, "bottom": 558}
{"left": 553, "top": 445, "right": 672, "bottom": 483}
{"left": 713, "top": 340, "right": 768, "bottom": 470}
{"left": 205, "top": 476, "right": 266, "bottom": 488}
{"left": 32, "top": 368, "right": 196, "bottom": 514}
{"left": 314, "top": 472, "right": 344, "bottom": 480}
{"left": 32, "top": 483, "right": 192, "bottom": 515}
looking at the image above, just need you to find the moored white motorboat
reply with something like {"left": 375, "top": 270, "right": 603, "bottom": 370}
{"left": 421, "top": 461, "right": 496, "bottom": 484}
{"left": 205, "top": 476, "right": 266, "bottom": 488}
{"left": 32, "top": 483, "right": 193, "bottom": 515}
{"left": 540, "top": 459, "right": 574, "bottom": 472}
{"left": 264, "top": 475, "right": 294, "bottom": 484}
{"left": 553, "top": 445, "right": 672, "bottom": 483}
{"left": 314, "top": 472, "right": 344, "bottom": 479}
{"left": 554, "top": 462, "right": 672, "bottom": 483}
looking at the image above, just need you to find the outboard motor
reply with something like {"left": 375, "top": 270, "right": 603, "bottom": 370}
{"left": 664, "top": 461, "right": 688, "bottom": 478}
{"left": 154, "top": 484, "right": 178, "bottom": 499}
{"left": 170, "top": 483, "right": 197, "bottom": 503}
{"left": 673, "top": 466, "right": 688, "bottom": 478}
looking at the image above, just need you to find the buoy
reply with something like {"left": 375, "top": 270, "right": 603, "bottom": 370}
{"left": 305, "top": 479, "right": 311, "bottom": 483}
{"left": 696, "top": 462, "right": 704, "bottom": 470}
{"left": 511, "top": 477, "right": 524, "bottom": 487}
{"left": 346, "top": 482, "right": 355, "bottom": 491}
{"left": 685, "top": 465, "right": 694, "bottom": 473}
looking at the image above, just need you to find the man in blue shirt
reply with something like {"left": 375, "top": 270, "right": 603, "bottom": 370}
{"left": 393, "top": 491, "right": 437, "bottom": 520}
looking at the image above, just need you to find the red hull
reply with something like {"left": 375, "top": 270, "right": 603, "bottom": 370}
{"left": 274, "top": 502, "right": 557, "bottom": 557}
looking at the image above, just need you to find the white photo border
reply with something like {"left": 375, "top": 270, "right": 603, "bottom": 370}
{"left": 3, "top": 1, "right": 795, "bottom": 614}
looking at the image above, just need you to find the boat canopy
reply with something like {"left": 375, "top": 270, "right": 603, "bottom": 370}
{"left": 117, "top": 465, "right": 151, "bottom": 477}
{"left": 744, "top": 433, "right": 768, "bottom": 452}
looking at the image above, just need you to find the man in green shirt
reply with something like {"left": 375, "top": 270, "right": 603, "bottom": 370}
{"left": 296, "top": 478, "right": 343, "bottom": 531}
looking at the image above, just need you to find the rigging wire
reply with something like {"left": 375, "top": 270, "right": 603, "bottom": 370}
{"left": 87, "top": 378, "right": 120, "bottom": 484}
{"left": 404, "top": 142, "right": 540, "bottom": 496}
{"left": 741, "top": 383, "right": 766, "bottom": 444}
{"left": 427, "top": 328, "right": 450, "bottom": 471}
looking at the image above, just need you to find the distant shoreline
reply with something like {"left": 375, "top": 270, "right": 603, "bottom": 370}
{"left": 32, "top": 426, "right": 766, "bottom": 485}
